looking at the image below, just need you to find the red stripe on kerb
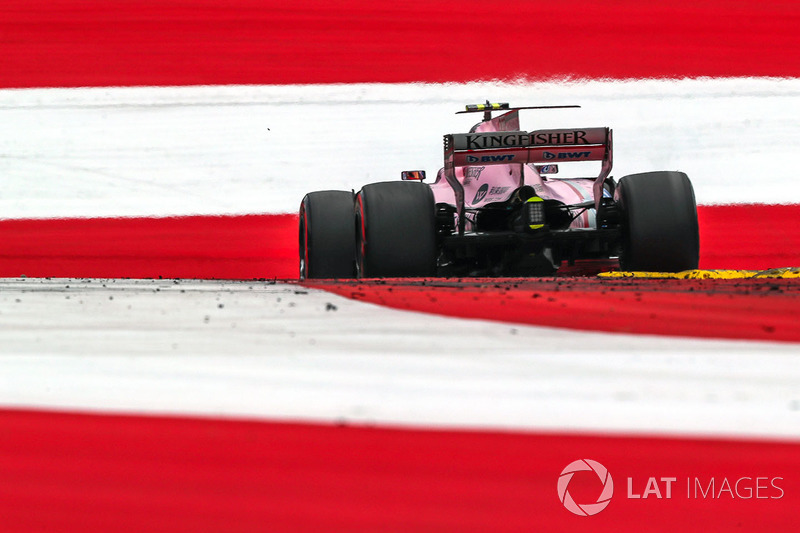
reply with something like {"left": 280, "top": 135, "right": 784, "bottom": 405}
{"left": 0, "top": 214, "right": 298, "bottom": 280}
{"left": 0, "top": 408, "right": 798, "bottom": 532}
{"left": 0, "top": 205, "right": 798, "bottom": 280}
{"left": 308, "top": 277, "right": 800, "bottom": 343}
{"left": 2, "top": 0, "right": 799, "bottom": 88}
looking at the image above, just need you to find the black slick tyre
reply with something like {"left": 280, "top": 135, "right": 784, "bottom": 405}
{"left": 615, "top": 171, "right": 700, "bottom": 272}
{"left": 299, "top": 190, "right": 356, "bottom": 279}
{"left": 356, "top": 181, "right": 437, "bottom": 277}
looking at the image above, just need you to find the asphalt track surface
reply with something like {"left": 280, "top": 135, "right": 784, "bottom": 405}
{"left": 2, "top": 1, "right": 800, "bottom": 531}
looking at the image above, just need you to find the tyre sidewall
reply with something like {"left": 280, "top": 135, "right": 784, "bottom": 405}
{"left": 357, "top": 181, "right": 436, "bottom": 277}
{"left": 616, "top": 171, "right": 700, "bottom": 272}
{"left": 300, "top": 190, "right": 356, "bottom": 279}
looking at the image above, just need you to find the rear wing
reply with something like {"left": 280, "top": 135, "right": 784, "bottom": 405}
{"left": 443, "top": 127, "right": 613, "bottom": 234}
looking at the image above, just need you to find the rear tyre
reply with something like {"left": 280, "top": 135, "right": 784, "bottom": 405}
{"left": 616, "top": 171, "right": 699, "bottom": 272}
{"left": 356, "top": 181, "right": 437, "bottom": 277}
{"left": 299, "top": 190, "right": 356, "bottom": 279}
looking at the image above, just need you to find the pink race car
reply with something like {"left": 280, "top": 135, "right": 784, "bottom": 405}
{"left": 300, "top": 102, "right": 699, "bottom": 278}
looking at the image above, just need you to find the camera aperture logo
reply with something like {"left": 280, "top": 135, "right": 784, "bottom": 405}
{"left": 557, "top": 459, "right": 614, "bottom": 516}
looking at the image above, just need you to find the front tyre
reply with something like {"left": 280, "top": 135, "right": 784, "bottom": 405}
{"left": 299, "top": 190, "right": 356, "bottom": 279}
{"left": 356, "top": 181, "right": 437, "bottom": 278}
{"left": 616, "top": 171, "right": 700, "bottom": 272}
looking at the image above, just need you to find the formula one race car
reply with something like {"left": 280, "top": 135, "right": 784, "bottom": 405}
{"left": 300, "top": 102, "right": 699, "bottom": 278}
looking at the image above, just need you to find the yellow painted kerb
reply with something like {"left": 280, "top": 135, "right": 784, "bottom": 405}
{"left": 598, "top": 268, "right": 800, "bottom": 279}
